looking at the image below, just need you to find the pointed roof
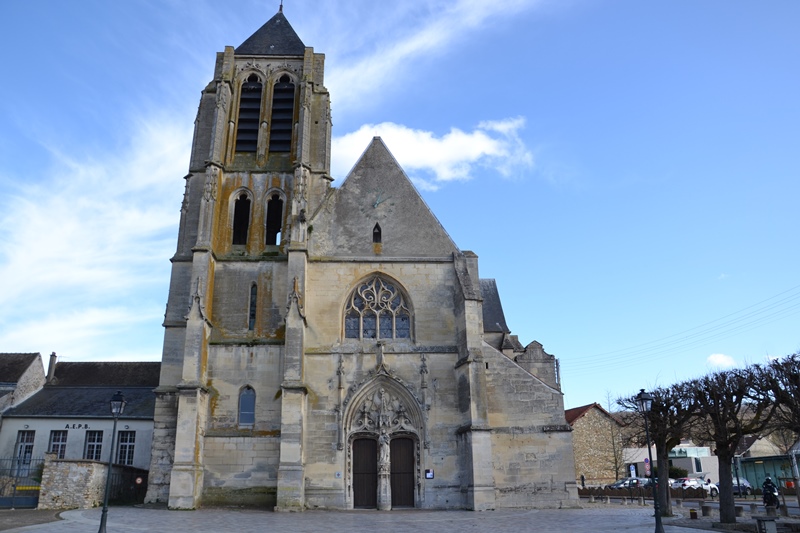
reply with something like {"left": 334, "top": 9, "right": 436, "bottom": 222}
{"left": 309, "top": 137, "right": 459, "bottom": 258}
{"left": 235, "top": 10, "right": 306, "bottom": 56}
{"left": 565, "top": 402, "right": 620, "bottom": 426}
{"left": 480, "top": 279, "right": 510, "bottom": 333}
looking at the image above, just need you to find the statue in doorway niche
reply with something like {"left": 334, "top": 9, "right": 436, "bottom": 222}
{"left": 379, "top": 429, "right": 390, "bottom": 465}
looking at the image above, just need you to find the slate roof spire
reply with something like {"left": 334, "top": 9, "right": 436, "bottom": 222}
{"left": 235, "top": 8, "right": 306, "bottom": 56}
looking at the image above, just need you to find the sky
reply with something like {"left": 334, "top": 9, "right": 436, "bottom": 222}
{"left": 1, "top": 0, "right": 798, "bottom": 410}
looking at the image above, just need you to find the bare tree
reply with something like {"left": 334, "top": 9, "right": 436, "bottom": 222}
{"left": 766, "top": 353, "right": 800, "bottom": 506}
{"left": 619, "top": 383, "right": 698, "bottom": 517}
{"left": 688, "top": 366, "right": 778, "bottom": 524}
{"left": 605, "top": 392, "right": 626, "bottom": 481}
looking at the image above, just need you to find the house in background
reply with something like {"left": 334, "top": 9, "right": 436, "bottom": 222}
{"left": 566, "top": 403, "right": 626, "bottom": 486}
{"left": 0, "top": 353, "right": 46, "bottom": 414}
{"left": 0, "top": 359, "right": 160, "bottom": 473}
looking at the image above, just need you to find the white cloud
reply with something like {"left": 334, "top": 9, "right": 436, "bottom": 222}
{"left": 324, "top": 0, "right": 541, "bottom": 111}
{"left": 331, "top": 117, "right": 534, "bottom": 190}
{"left": 0, "top": 112, "right": 190, "bottom": 359}
{"left": 707, "top": 353, "right": 737, "bottom": 369}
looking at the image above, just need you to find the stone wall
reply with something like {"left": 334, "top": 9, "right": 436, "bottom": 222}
{"left": 570, "top": 407, "right": 622, "bottom": 486}
{"left": 37, "top": 453, "right": 106, "bottom": 510}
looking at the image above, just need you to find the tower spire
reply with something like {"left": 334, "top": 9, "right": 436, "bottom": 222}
{"left": 279, "top": 1, "right": 283, "bottom": 13}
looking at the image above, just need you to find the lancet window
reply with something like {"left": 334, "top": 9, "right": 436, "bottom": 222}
{"left": 268, "top": 75, "right": 295, "bottom": 152}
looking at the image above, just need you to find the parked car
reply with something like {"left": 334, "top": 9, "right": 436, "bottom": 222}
{"left": 604, "top": 477, "right": 648, "bottom": 490}
{"left": 717, "top": 478, "right": 753, "bottom": 496}
{"left": 673, "top": 477, "right": 719, "bottom": 496}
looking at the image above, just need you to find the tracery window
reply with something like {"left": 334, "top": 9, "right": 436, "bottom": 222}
{"left": 344, "top": 276, "right": 411, "bottom": 340}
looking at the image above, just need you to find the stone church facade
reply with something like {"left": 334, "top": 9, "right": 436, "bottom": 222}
{"left": 145, "top": 9, "right": 578, "bottom": 511}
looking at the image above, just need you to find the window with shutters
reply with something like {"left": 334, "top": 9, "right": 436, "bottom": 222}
{"left": 269, "top": 75, "right": 295, "bottom": 152}
{"left": 236, "top": 74, "right": 262, "bottom": 153}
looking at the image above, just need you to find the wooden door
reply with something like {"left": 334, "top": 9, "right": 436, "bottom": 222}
{"left": 390, "top": 437, "right": 415, "bottom": 507}
{"left": 352, "top": 438, "right": 378, "bottom": 508}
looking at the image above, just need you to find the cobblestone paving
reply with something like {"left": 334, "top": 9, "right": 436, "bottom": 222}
{"left": 3, "top": 505, "right": 712, "bottom": 533}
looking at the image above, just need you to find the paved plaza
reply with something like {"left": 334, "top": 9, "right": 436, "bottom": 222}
{"left": 0, "top": 504, "right": 736, "bottom": 533}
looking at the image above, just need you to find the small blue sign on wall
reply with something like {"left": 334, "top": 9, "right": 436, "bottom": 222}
{"left": 425, "top": 469, "right": 434, "bottom": 479}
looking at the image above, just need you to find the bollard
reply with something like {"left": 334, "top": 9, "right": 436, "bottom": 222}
{"left": 750, "top": 503, "right": 758, "bottom": 514}
{"left": 689, "top": 508, "right": 698, "bottom": 519}
{"left": 622, "top": 497, "right": 628, "bottom": 505}
{"left": 674, "top": 498, "right": 683, "bottom": 508}
{"left": 639, "top": 496, "right": 644, "bottom": 506}
{"left": 765, "top": 505, "right": 777, "bottom": 517}
{"left": 779, "top": 505, "right": 789, "bottom": 517}
{"left": 735, "top": 506, "right": 744, "bottom": 517}
{"left": 604, "top": 496, "right": 610, "bottom": 504}
{"left": 701, "top": 505, "right": 712, "bottom": 517}
{"left": 589, "top": 494, "right": 595, "bottom": 503}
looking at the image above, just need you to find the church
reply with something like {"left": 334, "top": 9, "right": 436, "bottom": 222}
{"left": 145, "top": 8, "right": 578, "bottom": 511}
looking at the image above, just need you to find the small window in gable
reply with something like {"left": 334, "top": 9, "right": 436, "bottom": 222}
{"left": 248, "top": 284, "right": 257, "bottom": 331}
{"left": 232, "top": 193, "right": 251, "bottom": 245}
{"left": 239, "top": 386, "right": 256, "bottom": 426}
{"left": 373, "top": 223, "right": 382, "bottom": 243}
{"left": 269, "top": 75, "right": 295, "bottom": 153}
{"left": 343, "top": 276, "right": 412, "bottom": 340}
{"left": 266, "top": 193, "right": 284, "bottom": 246}
{"left": 236, "top": 74, "right": 262, "bottom": 153}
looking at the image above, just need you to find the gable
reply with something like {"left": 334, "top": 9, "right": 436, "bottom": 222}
{"left": 308, "top": 138, "right": 459, "bottom": 258}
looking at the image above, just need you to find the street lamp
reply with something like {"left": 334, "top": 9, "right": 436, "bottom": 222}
{"left": 98, "top": 390, "right": 126, "bottom": 533}
{"left": 636, "top": 388, "right": 665, "bottom": 533}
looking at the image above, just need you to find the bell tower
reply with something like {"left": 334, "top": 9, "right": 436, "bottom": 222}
{"left": 145, "top": 8, "right": 331, "bottom": 509}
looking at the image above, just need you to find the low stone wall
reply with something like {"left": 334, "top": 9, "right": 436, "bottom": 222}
{"left": 37, "top": 453, "right": 106, "bottom": 510}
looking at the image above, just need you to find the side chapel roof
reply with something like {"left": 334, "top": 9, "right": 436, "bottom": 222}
{"left": 235, "top": 10, "right": 306, "bottom": 56}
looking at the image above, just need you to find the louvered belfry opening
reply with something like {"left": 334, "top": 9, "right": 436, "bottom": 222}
{"left": 269, "top": 75, "right": 295, "bottom": 152}
{"left": 236, "top": 74, "right": 262, "bottom": 153}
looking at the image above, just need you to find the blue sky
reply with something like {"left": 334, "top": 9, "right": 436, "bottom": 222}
{"left": 1, "top": 0, "right": 798, "bottom": 409}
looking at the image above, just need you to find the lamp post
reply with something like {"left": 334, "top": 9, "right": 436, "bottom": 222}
{"left": 636, "top": 389, "right": 664, "bottom": 533}
{"left": 98, "top": 391, "right": 126, "bottom": 533}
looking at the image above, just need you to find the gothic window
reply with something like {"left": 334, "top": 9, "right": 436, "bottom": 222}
{"left": 239, "top": 386, "right": 256, "bottom": 426}
{"left": 343, "top": 276, "right": 411, "bottom": 340}
{"left": 116, "top": 431, "right": 136, "bottom": 466}
{"left": 48, "top": 430, "right": 68, "bottom": 459}
{"left": 236, "top": 74, "right": 262, "bottom": 153}
{"left": 265, "top": 193, "right": 284, "bottom": 245}
{"left": 248, "top": 284, "right": 257, "bottom": 331}
{"left": 232, "top": 192, "right": 251, "bottom": 245}
{"left": 269, "top": 75, "right": 295, "bottom": 152}
{"left": 373, "top": 223, "right": 382, "bottom": 244}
